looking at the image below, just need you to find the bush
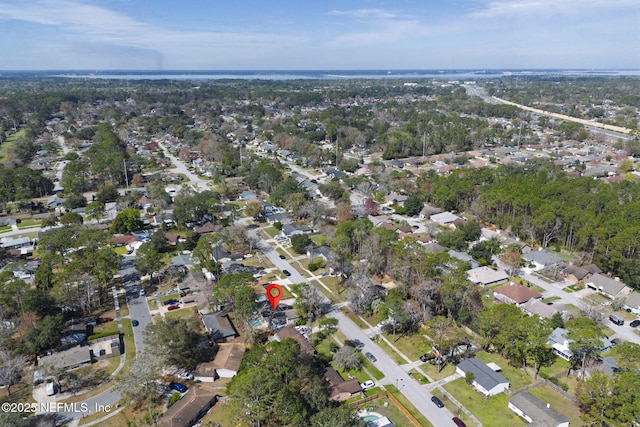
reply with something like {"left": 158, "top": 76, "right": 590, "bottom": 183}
{"left": 167, "top": 392, "right": 181, "bottom": 407}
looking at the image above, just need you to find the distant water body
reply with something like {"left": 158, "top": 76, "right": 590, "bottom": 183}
{"left": 37, "top": 69, "right": 640, "bottom": 81}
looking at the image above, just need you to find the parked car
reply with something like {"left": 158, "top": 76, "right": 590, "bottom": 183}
{"left": 132, "top": 320, "right": 139, "bottom": 327}
{"left": 282, "top": 269, "right": 291, "bottom": 276}
{"left": 163, "top": 298, "right": 179, "bottom": 306}
{"left": 169, "top": 382, "right": 187, "bottom": 393}
{"left": 97, "top": 317, "right": 113, "bottom": 324}
{"left": 431, "top": 396, "right": 445, "bottom": 408}
{"left": 630, "top": 319, "right": 640, "bottom": 328}
{"left": 167, "top": 305, "right": 180, "bottom": 311}
{"left": 364, "top": 352, "right": 377, "bottom": 362}
{"left": 176, "top": 371, "right": 194, "bottom": 380}
{"left": 139, "top": 289, "right": 146, "bottom": 297}
{"left": 609, "top": 313, "right": 624, "bottom": 325}
{"left": 279, "top": 254, "right": 286, "bottom": 259}
{"left": 360, "top": 380, "right": 375, "bottom": 390}
{"left": 452, "top": 417, "right": 467, "bottom": 427}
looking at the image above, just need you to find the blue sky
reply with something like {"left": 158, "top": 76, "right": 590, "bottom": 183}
{"left": 0, "top": 0, "right": 638, "bottom": 70}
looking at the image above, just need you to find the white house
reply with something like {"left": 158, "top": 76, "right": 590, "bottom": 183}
{"left": 509, "top": 392, "right": 570, "bottom": 427}
{"left": 549, "top": 327, "right": 612, "bottom": 361}
{"left": 456, "top": 358, "right": 510, "bottom": 397}
{"left": 430, "top": 211, "right": 463, "bottom": 227}
{"left": 623, "top": 292, "right": 640, "bottom": 315}
{"left": 467, "top": 266, "right": 509, "bottom": 287}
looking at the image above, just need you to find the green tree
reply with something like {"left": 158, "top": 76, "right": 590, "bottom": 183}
{"left": 403, "top": 194, "right": 423, "bottom": 216}
{"left": 23, "top": 315, "right": 64, "bottom": 363}
{"left": 134, "top": 242, "right": 164, "bottom": 283}
{"left": 111, "top": 208, "right": 143, "bottom": 233}
{"left": 144, "top": 317, "right": 209, "bottom": 370}
{"left": 291, "top": 234, "right": 312, "bottom": 254}
{"left": 59, "top": 211, "right": 83, "bottom": 225}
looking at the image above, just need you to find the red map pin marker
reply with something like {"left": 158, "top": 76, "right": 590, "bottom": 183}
{"left": 266, "top": 283, "right": 283, "bottom": 309}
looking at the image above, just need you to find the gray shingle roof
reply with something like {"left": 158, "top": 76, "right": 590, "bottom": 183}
{"left": 457, "top": 358, "right": 508, "bottom": 392}
{"left": 510, "top": 392, "right": 569, "bottom": 426}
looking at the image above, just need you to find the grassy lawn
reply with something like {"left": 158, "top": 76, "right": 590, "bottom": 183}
{"left": 443, "top": 378, "right": 526, "bottom": 427}
{"left": 361, "top": 356, "right": 385, "bottom": 381}
{"left": 542, "top": 296, "right": 562, "bottom": 303}
{"left": 407, "top": 369, "right": 430, "bottom": 384}
{"left": 421, "top": 362, "right": 456, "bottom": 381}
{"left": 382, "top": 333, "right": 430, "bottom": 361}
{"left": 16, "top": 219, "right": 38, "bottom": 229}
{"left": 113, "top": 246, "right": 128, "bottom": 255}
{"left": 386, "top": 385, "right": 434, "bottom": 427}
{"left": 0, "top": 225, "right": 11, "bottom": 233}
{"left": 164, "top": 307, "right": 199, "bottom": 321}
{"left": 474, "top": 352, "right": 533, "bottom": 391}
{"left": 0, "top": 130, "right": 24, "bottom": 163}
{"left": 527, "top": 384, "right": 583, "bottom": 426}
{"left": 159, "top": 292, "right": 180, "bottom": 303}
{"left": 263, "top": 227, "right": 280, "bottom": 238}
{"left": 538, "top": 356, "right": 571, "bottom": 379}
{"left": 89, "top": 322, "right": 119, "bottom": 340}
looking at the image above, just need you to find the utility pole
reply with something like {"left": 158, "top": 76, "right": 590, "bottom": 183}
{"left": 123, "top": 159, "right": 129, "bottom": 189}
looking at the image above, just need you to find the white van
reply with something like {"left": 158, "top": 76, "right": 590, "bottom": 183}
{"left": 45, "top": 382, "right": 56, "bottom": 396}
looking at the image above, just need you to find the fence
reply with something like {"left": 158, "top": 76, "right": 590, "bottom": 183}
{"left": 349, "top": 391, "right": 423, "bottom": 427}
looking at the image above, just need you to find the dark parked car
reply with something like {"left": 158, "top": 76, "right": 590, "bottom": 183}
{"left": 630, "top": 319, "right": 640, "bottom": 328}
{"left": 97, "top": 317, "right": 113, "bottom": 324}
{"left": 169, "top": 382, "right": 187, "bottom": 393}
{"left": 420, "top": 353, "right": 435, "bottom": 362}
{"left": 452, "top": 417, "right": 467, "bottom": 427}
{"left": 132, "top": 319, "right": 139, "bottom": 327}
{"left": 431, "top": 396, "right": 445, "bottom": 408}
{"left": 167, "top": 305, "right": 180, "bottom": 311}
{"left": 282, "top": 269, "right": 291, "bottom": 276}
{"left": 364, "top": 352, "right": 377, "bottom": 362}
{"left": 163, "top": 298, "right": 179, "bottom": 306}
{"left": 279, "top": 254, "right": 286, "bottom": 259}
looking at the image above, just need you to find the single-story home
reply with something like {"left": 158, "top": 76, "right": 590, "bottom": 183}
{"left": 523, "top": 249, "right": 564, "bottom": 270}
{"left": 323, "top": 367, "right": 362, "bottom": 401}
{"left": 281, "top": 224, "right": 312, "bottom": 238}
{"left": 272, "top": 326, "right": 315, "bottom": 356}
{"left": 623, "top": 292, "right": 640, "bottom": 315}
{"left": 210, "top": 343, "right": 246, "bottom": 379}
{"left": 448, "top": 250, "right": 480, "bottom": 270}
{"left": 493, "top": 283, "right": 542, "bottom": 306}
{"left": 520, "top": 298, "right": 565, "bottom": 320}
{"left": 585, "top": 273, "right": 631, "bottom": 300}
{"left": 467, "top": 266, "right": 509, "bottom": 287}
{"left": 201, "top": 313, "right": 238, "bottom": 342}
{"left": 430, "top": 211, "right": 463, "bottom": 227}
{"left": 157, "top": 386, "right": 217, "bottom": 427}
{"left": 456, "top": 358, "right": 510, "bottom": 397}
{"left": 508, "top": 392, "right": 570, "bottom": 427}
{"left": 307, "top": 246, "right": 332, "bottom": 261}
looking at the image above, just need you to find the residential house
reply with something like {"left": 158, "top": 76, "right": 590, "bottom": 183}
{"left": 549, "top": 327, "right": 612, "bottom": 361}
{"left": 238, "top": 190, "right": 258, "bottom": 201}
{"left": 194, "top": 221, "right": 221, "bottom": 235}
{"left": 0, "top": 236, "right": 33, "bottom": 251}
{"left": 456, "top": 358, "right": 510, "bottom": 397}
{"left": 508, "top": 392, "right": 570, "bottom": 427}
{"left": 201, "top": 313, "right": 238, "bottom": 342}
{"left": 563, "top": 265, "right": 591, "bottom": 284}
{"left": 467, "top": 266, "right": 509, "bottom": 287}
{"left": 157, "top": 386, "right": 217, "bottom": 427}
{"left": 522, "top": 249, "right": 563, "bottom": 270}
{"left": 210, "top": 343, "right": 245, "bottom": 379}
{"left": 385, "top": 191, "right": 408, "bottom": 205}
{"left": 585, "top": 273, "right": 631, "bottom": 300}
{"left": 418, "top": 204, "right": 444, "bottom": 219}
{"left": 430, "top": 211, "right": 463, "bottom": 227}
{"left": 324, "top": 168, "right": 346, "bottom": 179}
{"left": 307, "top": 246, "right": 332, "bottom": 261}
{"left": 281, "top": 224, "right": 312, "bottom": 238}
{"left": 323, "top": 367, "right": 362, "bottom": 401}
{"left": 272, "top": 326, "right": 315, "bottom": 356}
{"left": 211, "top": 247, "right": 243, "bottom": 264}
{"left": 623, "top": 292, "right": 640, "bottom": 315}
{"left": 448, "top": 250, "right": 480, "bottom": 270}
{"left": 493, "top": 283, "right": 542, "bottom": 306}
{"left": 520, "top": 298, "right": 566, "bottom": 320}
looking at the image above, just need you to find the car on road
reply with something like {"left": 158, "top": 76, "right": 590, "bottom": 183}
{"left": 279, "top": 254, "right": 286, "bottom": 259}
{"left": 364, "top": 352, "right": 377, "bottom": 363}
{"left": 163, "top": 298, "right": 179, "bottom": 306}
{"left": 167, "top": 305, "right": 180, "bottom": 311}
{"left": 431, "top": 396, "right": 445, "bottom": 408}
{"left": 169, "top": 382, "right": 187, "bottom": 393}
{"left": 630, "top": 319, "right": 640, "bottom": 328}
{"left": 139, "top": 289, "right": 146, "bottom": 297}
{"left": 282, "top": 269, "right": 291, "bottom": 276}
{"left": 452, "top": 417, "right": 467, "bottom": 427}
{"left": 360, "top": 380, "right": 375, "bottom": 390}
{"left": 132, "top": 320, "right": 139, "bottom": 327}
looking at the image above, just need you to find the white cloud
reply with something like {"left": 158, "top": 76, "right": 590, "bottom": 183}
{"left": 470, "top": 0, "right": 640, "bottom": 18}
